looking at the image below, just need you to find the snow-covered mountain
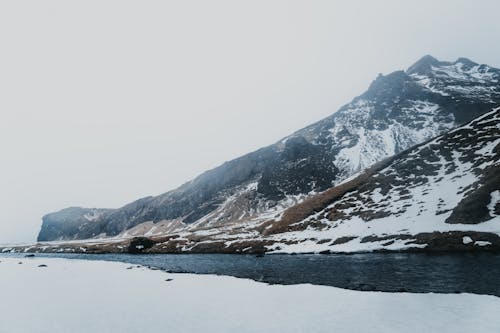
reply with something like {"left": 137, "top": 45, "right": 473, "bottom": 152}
{"left": 259, "top": 107, "right": 500, "bottom": 253}
{"left": 37, "top": 55, "right": 500, "bottom": 247}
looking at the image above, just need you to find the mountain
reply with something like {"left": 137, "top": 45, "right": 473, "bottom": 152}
{"left": 37, "top": 56, "right": 500, "bottom": 246}
{"left": 23, "top": 106, "right": 500, "bottom": 255}
{"left": 258, "top": 107, "right": 500, "bottom": 253}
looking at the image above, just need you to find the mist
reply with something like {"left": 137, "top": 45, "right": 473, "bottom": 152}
{"left": 1, "top": 0, "right": 499, "bottom": 243}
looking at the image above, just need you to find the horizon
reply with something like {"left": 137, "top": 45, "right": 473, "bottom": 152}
{"left": 1, "top": 0, "right": 500, "bottom": 243}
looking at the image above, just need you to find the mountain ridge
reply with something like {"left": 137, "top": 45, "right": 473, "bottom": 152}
{"left": 37, "top": 55, "right": 500, "bottom": 243}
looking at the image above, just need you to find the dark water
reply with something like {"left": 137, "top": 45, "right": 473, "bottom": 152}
{"left": 3, "top": 252, "right": 500, "bottom": 296}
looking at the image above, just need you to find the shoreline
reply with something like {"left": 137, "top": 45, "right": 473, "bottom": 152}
{"left": 2, "top": 229, "right": 500, "bottom": 256}
{"left": 1, "top": 256, "right": 500, "bottom": 332}
{"left": 2, "top": 251, "right": 500, "bottom": 297}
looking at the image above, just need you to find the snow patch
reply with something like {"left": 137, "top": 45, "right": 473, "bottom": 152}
{"left": 462, "top": 236, "right": 473, "bottom": 245}
{"left": 487, "top": 190, "right": 500, "bottom": 217}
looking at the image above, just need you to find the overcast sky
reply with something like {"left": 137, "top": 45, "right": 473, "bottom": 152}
{"left": 1, "top": 0, "right": 499, "bottom": 244}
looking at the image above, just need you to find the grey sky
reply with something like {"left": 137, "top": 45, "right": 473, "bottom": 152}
{"left": 1, "top": 0, "right": 499, "bottom": 244}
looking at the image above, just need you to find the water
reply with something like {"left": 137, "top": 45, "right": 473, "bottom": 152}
{"left": 3, "top": 252, "right": 500, "bottom": 296}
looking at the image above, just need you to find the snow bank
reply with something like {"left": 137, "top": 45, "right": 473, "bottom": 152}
{"left": 0, "top": 257, "right": 499, "bottom": 333}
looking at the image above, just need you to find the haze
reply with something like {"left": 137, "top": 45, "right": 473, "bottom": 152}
{"left": 1, "top": 0, "right": 499, "bottom": 244}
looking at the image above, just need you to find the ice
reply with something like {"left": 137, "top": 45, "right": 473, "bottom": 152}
{"left": 1, "top": 257, "right": 499, "bottom": 333}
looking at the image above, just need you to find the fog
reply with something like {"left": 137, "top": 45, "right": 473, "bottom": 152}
{"left": 1, "top": 0, "right": 499, "bottom": 243}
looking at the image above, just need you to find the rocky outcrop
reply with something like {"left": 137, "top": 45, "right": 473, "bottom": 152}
{"left": 37, "top": 207, "right": 112, "bottom": 241}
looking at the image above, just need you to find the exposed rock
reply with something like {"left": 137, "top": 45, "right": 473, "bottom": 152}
{"left": 127, "top": 237, "right": 156, "bottom": 254}
{"left": 409, "top": 231, "right": 500, "bottom": 252}
{"left": 332, "top": 236, "right": 358, "bottom": 245}
{"left": 37, "top": 207, "right": 112, "bottom": 241}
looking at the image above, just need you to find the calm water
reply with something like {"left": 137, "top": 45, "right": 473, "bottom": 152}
{"left": 3, "top": 252, "right": 500, "bottom": 296}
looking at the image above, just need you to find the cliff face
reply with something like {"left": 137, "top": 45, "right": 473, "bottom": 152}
{"left": 37, "top": 56, "right": 500, "bottom": 242}
{"left": 38, "top": 207, "right": 112, "bottom": 241}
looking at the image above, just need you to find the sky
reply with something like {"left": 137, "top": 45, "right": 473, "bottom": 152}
{"left": 1, "top": 0, "right": 499, "bottom": 244}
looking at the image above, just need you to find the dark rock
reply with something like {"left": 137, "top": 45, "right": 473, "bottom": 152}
{"left": 446, "top": 167, "right": 500, "bottom": 224}
{"left": 361, "top": 234, "right": 413, "bottom": 244}
{"left": 331, "top": 236, "right": 358, "bottom": 245}
{"left": 127, "top": 237, "right": 155, "bottom": 254}
{"left": 409, "top": 231, "right": 500, "bottom": 252}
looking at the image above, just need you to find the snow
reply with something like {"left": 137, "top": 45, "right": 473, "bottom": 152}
{"left": 331, "top": 99, "right": 453, "bottom": 178}
{"left": 410, "top": 62, "right": 500, "bottom": 101}
{"left": 264, "top": 108, "right": 500, "bottom": 254}
{"left": 434, "top": 63, "right": 496, "bottom": 83}
{"left": 371, "top": 187, "right": 384, "bottom": 203}
{"left": 488, "top": 190, "right": 500, "bottom": 217}
{"left": 83, "top": 210, "right": 101, "bottom": 222}
{"left": 268, "top": 157, "right": 500, "bottom": 253}
{"left": 1, "top": 257, "right": 499, "bottom": 333}
{"left": 474, "top": 241, "right": 492, "bottom": 247}
{"left": 410, "top": 74, "right": 450, "bottom": 96}
{"left": 463, "top": 236, "right": 473, "bottom": 245}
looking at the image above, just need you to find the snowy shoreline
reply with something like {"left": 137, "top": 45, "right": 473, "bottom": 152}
{"left": 1, "top": 257, "right": 500, "bottom": 333}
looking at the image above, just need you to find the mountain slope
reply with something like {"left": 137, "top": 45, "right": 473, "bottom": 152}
{"left": 37, "top": 56, "right": 500, "bottom": 242}
{"left": 258, "top": 107, "right": 500, "bottom": 253}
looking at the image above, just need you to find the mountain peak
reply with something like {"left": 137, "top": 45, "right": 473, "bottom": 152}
{"left": 406, "top": 55, "right": 443, "bottom": 74}
{"left": 454, "top": 57, "right": 479, "bottom": 69}
{"left": 455, "top": 56, "right": 476, "bottom": 64}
